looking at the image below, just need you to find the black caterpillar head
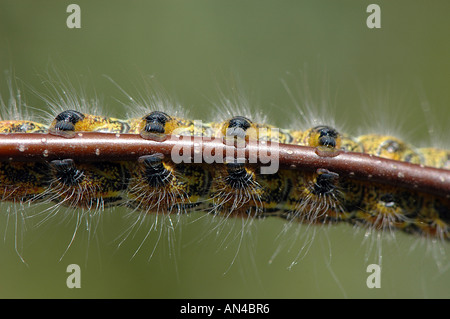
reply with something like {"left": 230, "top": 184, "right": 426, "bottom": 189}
{"left": 143, "top": 111, "right": 171, "bottom": 134}
{"left": 225, "top": 162, "right": 253, "bottom": 189}
{"left": 226, "top": 116, "right": 252, "bottom": 138}
{"left": 311, "top": 169, "right": 339, "bottom": 196}
{"left": 314, "top": 125, "right": 339, "bottom": 148}
{"left": 138, "top": 154, "right": 172, "bottom": 187}
{"left": 54, "top": 110, "right": 85, "bottom": 131}
{"left": 50, "top": 159, "right": 85, "bottom": 186}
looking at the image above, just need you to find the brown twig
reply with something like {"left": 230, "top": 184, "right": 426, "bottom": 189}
{"left": 0, "top": 132, "right": 449, "bottom": 198}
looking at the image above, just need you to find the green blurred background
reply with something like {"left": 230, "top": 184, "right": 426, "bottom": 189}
{"left": 0, "top": 0, "right": 449, "bottom": 298}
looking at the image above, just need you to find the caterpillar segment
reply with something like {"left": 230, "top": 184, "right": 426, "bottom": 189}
{"left": 413, "top": 196, "right": 450, "bottom": 240}
{"left": 0, "top": 120, "right": 48, "bottom": 134}
{"left": 46, "top": 159, "right": 129, "bottom": 210}
{"left": 126, "top": 154, "right": 212, "bottom": 214}
{"left": 0, "top": 110, "right": 449, "bottom": 240}
{"left": 127, "top": 110, "right": 214, "bottom": 140}
{"left": 418, "top": 148, "right": 450, "bottom": 170}
{"left": 126, "top": 111, "right": 215, "bottom": 213}
{"left": 0, "top": 118, "right": 49, "bottom": 203}
{"left": 356, "top": 134, "right": 423, "bottom": 164}
{"left": 48, "top": 109, "right": 130, "bottom": 137}
{"left": 351, "top": 184, "right": 419, "bottom": 233}
{"left": 207, "top": 116, "right": 295, "bottom": 218}
{"left": 286, "top": 126, "right": 361, "bottom": 224}
{"left": 44, "top": 110, "right": 130, "bottom": 209}
{"left": 0, "top": 161, "right": 49, "bottom": 203}
{"left": 212, "top": 115, "right": 294, "bottom": 144}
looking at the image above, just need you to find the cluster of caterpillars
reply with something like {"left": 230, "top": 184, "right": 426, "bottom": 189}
{"left": 0, "top": 109, "right": 449, "bottom": 240}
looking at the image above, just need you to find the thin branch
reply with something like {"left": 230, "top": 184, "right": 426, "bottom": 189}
{"left": 0, "top": 132, "right": 449, "bottom": 198}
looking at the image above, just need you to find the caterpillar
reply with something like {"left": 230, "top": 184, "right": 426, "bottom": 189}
{"left": 1, "top": 104, "right": 449, "bottom": 242}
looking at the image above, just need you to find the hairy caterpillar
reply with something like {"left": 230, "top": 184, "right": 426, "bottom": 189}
{"left": 1, "top": 102, "right": 449, "bottom": 241}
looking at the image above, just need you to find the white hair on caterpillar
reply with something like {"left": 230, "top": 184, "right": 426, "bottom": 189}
{"left": 29, "top": 67, "right": 108, "bottom": 126}
{"left": 106, "top": 74, "right": 189, "bottom": 121}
